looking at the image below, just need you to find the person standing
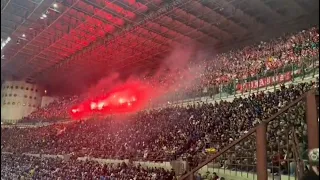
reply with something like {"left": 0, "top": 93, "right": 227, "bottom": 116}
{"left": 301, "top": 148, "right": 319, "bottom": 180}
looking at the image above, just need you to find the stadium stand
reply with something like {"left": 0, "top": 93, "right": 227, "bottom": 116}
{"left": 1, "top": 81, "right": 319, "bottom": 179}
{"left": 18, "top": 27, "right": 319, "bottom": 123}
{"left": 1, "top": 0, "right": 319, "bottom": 179}
{"left": 1, "top": 153, "right": 175, "bottom": 180}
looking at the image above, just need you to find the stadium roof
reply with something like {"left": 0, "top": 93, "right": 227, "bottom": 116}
{"left": 1, "top": 0, "right": 319, "bottom": 90}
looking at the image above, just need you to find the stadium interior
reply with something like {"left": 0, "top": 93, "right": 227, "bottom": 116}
{"left": 1, "top": 0, "right": 319, "bottom": 179}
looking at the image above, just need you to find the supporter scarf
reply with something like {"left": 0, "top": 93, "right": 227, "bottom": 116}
{"left": 205, "top": 148, "right": 216, "bottom": 154}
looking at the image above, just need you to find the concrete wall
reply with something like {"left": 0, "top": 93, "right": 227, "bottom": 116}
{"left": 1, "top": 81, "right": 43, "bottom": 123}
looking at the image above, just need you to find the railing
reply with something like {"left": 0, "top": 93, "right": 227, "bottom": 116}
{"left": 291, "top": 126, "right": 305, "bottom": 178}
{"left": 179, "top": 89, "right": 319, "bottom": 180}
{"left": 149, "top": 57, "right": 319, "bottom": 108}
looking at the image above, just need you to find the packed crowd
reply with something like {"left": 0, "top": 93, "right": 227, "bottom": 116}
{"left": 20, "top": 95, "right": 81, "bottom": 123}
{"left": 2, "top": 81, "right": 318, "bottom": 172}
{"left": 18, "top": 26, "right": 318, "bottom": 122}
{"left": 1, "top": 153, "right": 175, "bottom": 180}
{"left": 2, "top": 27, "right": 319, "bottom": 179}
{"left": 202, "top": 26, "right": 319, "bottom": 86}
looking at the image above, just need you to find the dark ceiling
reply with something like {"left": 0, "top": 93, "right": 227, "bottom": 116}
{"left": 1, "top": 0, "right": 319, "bottom": 92}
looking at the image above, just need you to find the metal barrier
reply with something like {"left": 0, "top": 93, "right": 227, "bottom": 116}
{"left": 179, "top": 89, "right": 319, "bottom": 180}
{"left": 149, "top": 57, "right": 319, "bottom": 109}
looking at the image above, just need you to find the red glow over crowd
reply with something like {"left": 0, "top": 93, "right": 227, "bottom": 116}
{"left": 70, "top": 81, "right": 154, "bottom": 119}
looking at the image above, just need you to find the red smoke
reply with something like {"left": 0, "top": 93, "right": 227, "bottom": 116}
{"left": 70, "top": 81, "right": 153, "bottom": 119}
{"left": 70, "top": 44, "right": 206, "bottom": 120}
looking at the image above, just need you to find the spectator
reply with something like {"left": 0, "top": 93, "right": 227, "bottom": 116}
{"left": 19, "top": 27, "right": 319, "bottom": 123}
{"left": 1, "top": 154, "right": 174, "bottom": 180}
{"left": 1, "top": 26, "right": 318, "bottom": 180}
{"left": 1, "top": 82, "right": 316, "bottom": 167}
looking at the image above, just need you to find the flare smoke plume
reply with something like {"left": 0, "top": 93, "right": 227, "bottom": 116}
{"left": 71, "top": 44, "right": 208, "bottom": 119}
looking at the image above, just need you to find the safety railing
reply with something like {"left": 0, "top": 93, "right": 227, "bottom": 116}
{"left": 179, "top": 89, "right": 319, "bottom": 180}
{"left": 149, "top": 57, "right": 319, "bottom": 108}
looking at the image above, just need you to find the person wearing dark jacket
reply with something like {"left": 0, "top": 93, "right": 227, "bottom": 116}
{"left": 301, "top": 148, "right": 319, "bottom": 180}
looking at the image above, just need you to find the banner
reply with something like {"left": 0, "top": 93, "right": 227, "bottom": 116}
{"left": 236, "top": 72, "right": 292, "bottom": 92}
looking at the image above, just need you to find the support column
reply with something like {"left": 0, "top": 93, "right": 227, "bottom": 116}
{"left": 189, "top": 174, "right": 194, "bottom": 180}
{"left": 256, "top": 122, "right": 268, "bottom": 180}
{"left": 306, "top": 91, "right": 319, "bottom": 150}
